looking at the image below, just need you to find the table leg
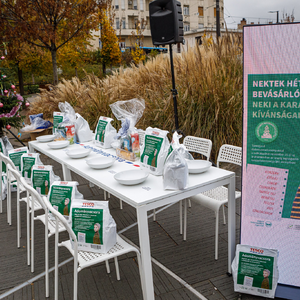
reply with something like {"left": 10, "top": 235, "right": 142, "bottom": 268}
{"left": 62, "top": 164, "right": 72, "bottom": 181}
{"left": 228, "top": 175, "right": 236, "bottom": 274}
{"left": 136, "top": 206, "right": 155, "bottom": 300}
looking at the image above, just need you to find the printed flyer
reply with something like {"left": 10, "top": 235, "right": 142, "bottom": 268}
{"left": 32, "top": 166, "right": 51, "bottom": 195}
{"left": 8, "top": 147, "right": 28, "bottom": 171}
{"left": 49, "top": 183, "right": 74, "bottom": 219}
{"left": 141, "top": 135, "right": 163, "bottom": 170}
{"left": 246, "top": 74, "right": 300, "bottom": 219}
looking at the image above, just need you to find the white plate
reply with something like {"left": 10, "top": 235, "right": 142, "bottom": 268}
{"left": 47, "top": 140, "right": 70, "bottom": 149}
{"left": 114, "top": 170, "right": 149, "bottom": 185}
{"left": 186, "top": 160, "right": 212, "bottom": 174}
{"left": 36, "top": 135, "right": 55, "bottom": 143}
{"left": 86, "top": 156, "right": 116, "bottom": 169}
{"left": 66, "top": 147, "right": 91, "bottom": 159}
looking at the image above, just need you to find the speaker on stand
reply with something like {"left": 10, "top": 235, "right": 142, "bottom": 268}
{"left": 149, "top": 0, "right": 184, "bottom": 133}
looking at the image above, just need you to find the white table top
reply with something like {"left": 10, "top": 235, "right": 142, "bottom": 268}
{"left": 29, "top": 141, "right": 235, "bottom": 208}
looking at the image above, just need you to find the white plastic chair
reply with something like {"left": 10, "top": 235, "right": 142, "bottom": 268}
{"left": 184, "top": 144, "right": 242, "bottom": 260}
{"left": 44, "top": 198, "right": 144, "bottom": 300}
{"left": 180, "top": 136, "right": 213, "bottom": 234}
{"left": 0, "top": 152, "right": 26, "bottom": 225}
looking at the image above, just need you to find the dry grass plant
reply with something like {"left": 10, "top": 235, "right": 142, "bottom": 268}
{"left": 28, "top": 34, "right": 243, "bottom": 161}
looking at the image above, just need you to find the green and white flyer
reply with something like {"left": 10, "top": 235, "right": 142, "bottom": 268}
{"left": 70, "top": 199, "right": 116, "bottom": 253}
{"left": 53, "top": 112, "right": 64, "bottom": 133}
{"left": 94, "top": 116, "right": 116, "bottom": 149}
{"left": 8, "top": 147, "right": 28, "bottom": 171}
{"left": 32, "top": 165, "right": 52, "bottom": 195}
{"left": 140, "top": 127, "right": 170, "bottom": 175}
{"left": 232, "top": 244, "right": 279, "bottom": 298}
{"left": 0, "top": 139, "right": 6, "bottom": 172}
{"left": 21, "top": 153, "right": 41, "bottom": 181}
{"left": 48, "top": 181, "right": 83, "bottom": 220}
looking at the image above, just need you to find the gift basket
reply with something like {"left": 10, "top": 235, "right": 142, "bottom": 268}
{"left": 110, "top": 98, "right": 145, "bottom": 162}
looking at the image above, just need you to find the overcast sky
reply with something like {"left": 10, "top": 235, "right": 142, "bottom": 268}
{"left": 224, "top": 0, "right": 300, "bottom": 29}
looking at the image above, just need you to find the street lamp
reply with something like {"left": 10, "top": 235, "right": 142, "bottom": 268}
{"left": 268, "top": 10, "right": 279, "bottom": 23}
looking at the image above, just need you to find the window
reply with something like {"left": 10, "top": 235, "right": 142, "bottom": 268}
{"left": 196, "top": 36, "right": 202, "bottom": 45}
{"left": 121, "top": 0, "right": 125, "bottom": 9}
{"left": 183, "top": 5, "right": 189, "bottom": 16}
{"left": 122, "top": 18, "right": 126, "bottom": 29}
{"left": 198, "top": 23, "right": 204, "bottom": 29}
{"left": 184, "top": 24, "right": 190, "bottom": 31}
{"left": 115, "top": 0, "right": 119, "bottom": 9}
{"left": 116, "top": 18, "right": 120, "bottom": 29}
{"left": 133, "top": 0, "right": 137, "bottom": 9}
{"left": 198, "top": 6, "right": 203, "bottom": 16}
{"left": 140, "top": 0, "right": 144, "bottom": 11}
{"left": 214, "top": 7, "right": 216, "bottom": 17}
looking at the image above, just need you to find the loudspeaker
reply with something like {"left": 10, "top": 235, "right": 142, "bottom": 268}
{"left": 149, "top": 0, "right": 184, "bottom": 45}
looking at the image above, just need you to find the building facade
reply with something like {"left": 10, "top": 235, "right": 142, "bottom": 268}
{"left": 91, "top": 0, "right": 225, "bottom": 51}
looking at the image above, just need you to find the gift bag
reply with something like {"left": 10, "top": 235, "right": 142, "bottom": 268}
{"left": 1, "top": 172, "right": 7, "bottom": 200}
{"left": 70, "top": 199, "right": 117, "bottom": 253}
{"left": 0, "top": 137, "right": 13, "bottom": 173}
{"left": 232, "top": 244, "right": 279, "bottom": 298}
{"left": 31, "top": 165, "right": 61, "bottom": 196}
{"left": 75, "top": 113, "right": 92, "bottom": 143}
{"left": 110, "top": 98, "right": 145, "bottom": 159}
{"left": 53, "top": 112, "right": 64, "bottom": 134}
{"left": 48, "top": 181, "right": 83, "bottom": 220}
{"left": 94, "top": 116, "right": 117, "bottom": 149}
{"left": 8, "top": 147, "right": 28, "bottom": 172}
{"left": 163, "top": 148, "right": 188, "bottom": 190}
{"left": 20, "top": 153, "right": 43, "bottom": 182}
{"left": 140, "top": 127, "right": 170, "bottom": 175}
{"left": 54, "top": 102, "right": 77, "bottom": 144}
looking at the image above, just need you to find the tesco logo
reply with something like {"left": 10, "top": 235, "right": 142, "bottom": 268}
{"left": 38, "top": 166, "right": 45, "bottom": 169}
{"left": 60, "top": 182, "right": 68, "bottom": 185}
{"left": 152, "top": 131, "right": 159, "bottom": 136}
{"left": 82, "top": 202, "right": 94, "bottom": 207}
{"left": 250, "top": 248, "right": 264, "bottom": 254}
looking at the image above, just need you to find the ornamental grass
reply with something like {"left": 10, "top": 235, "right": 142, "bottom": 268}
{"left": 28, "top": 34, "right": 243, "bottom": 161}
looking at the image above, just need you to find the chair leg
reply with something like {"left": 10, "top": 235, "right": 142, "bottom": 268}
{"left": 183, "top": 199, "right": 187, "bottom": 241}
{"left": 104, "top": 190, "right": 107, "bottom": 200}
{"left": 222, "top": 204, "right": 226, "bottom": 225}
{"left": 7, "top": 175, "right": 11, "bottom": 225}
{"left": 179, "top": 200, "right": 183, "bottom": 235}
{"left": 105, "top": 260, "right": 110, "bottom": 274}
{"left": 27, "top": 192, "right": 30, "bottom": 266}
{"left": 215, "top": 211, "right": 219, "bottom": 260}
{"left": 114, "top": 257, "right": 120, "bottom": 280}
{"left": 55, "top": 223, "right": 59, "bottom": 300}
{"left": 153, "top": 209, "right": 156, "bottom": 221}
{"left": 119, "top": 199, "right": 123, "bottom": 210}
{"left": 31, "top": 197, "right": 35, "bottom": 273}
{"left": 45, "top": 214, "right": 49, "bottom": 298}
{"left": 188, "top": 199, "right": 192, "bottom": 208}
{"left": 17, "top": 185, "right": 20, "bottom": 248}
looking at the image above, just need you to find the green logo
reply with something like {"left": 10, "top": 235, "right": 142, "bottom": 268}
{"left": 255, "top": 121, "right": 278, "bottom": 143}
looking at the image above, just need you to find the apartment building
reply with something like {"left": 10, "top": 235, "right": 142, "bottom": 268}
{"left": 91, "top": 0, "right": 224, "bottom": 51}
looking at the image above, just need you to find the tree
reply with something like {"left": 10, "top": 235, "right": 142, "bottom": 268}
{"left": 0, "top": 55, "right": 25, "bottom": 136}
{"left": 99, "top": 8, "right": 121, "bottom": 74}
{"left": 129, "top": 19, "right": 146, "bottom": 65}
{"left": 0, "top": 0, "right": 105, "bottom": 85}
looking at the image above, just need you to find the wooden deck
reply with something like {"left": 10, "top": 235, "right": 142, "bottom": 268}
{"left": 0, "top": 149, "right": 274, "bottom": 300}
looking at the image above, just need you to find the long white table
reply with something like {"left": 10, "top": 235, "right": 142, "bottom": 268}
{"left": 29, "top": 140, "right": 236, "bottom": 300}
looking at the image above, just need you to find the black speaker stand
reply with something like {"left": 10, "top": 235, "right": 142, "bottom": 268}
{"left": 169, "top": 44, "right": 182, "bottom": 135}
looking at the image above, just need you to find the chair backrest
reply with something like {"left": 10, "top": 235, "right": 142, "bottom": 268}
{"left": 183, "top": 136, "right": 212, "bottom": 161}
{"left": 24, "top": 175, "right": 77, "bottom": 243}
{"left": 217, "top": 144, "right": 242, "bottom": 167}
{"left": 6, "top": 164, "right": 23, "bottom": 187}
{"left": 19, "top": 176, "right": 48, "bottom": 212}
